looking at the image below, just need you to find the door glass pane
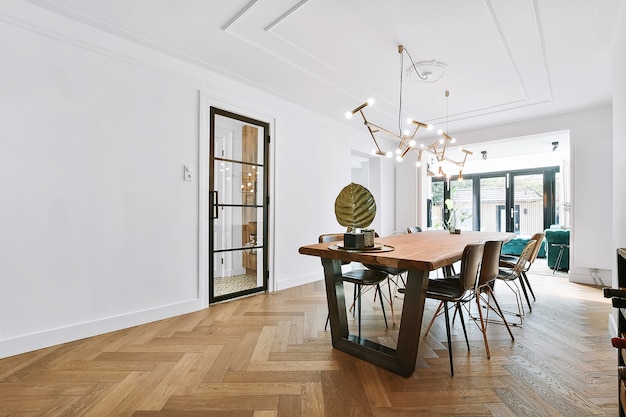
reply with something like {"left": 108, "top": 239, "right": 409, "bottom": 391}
{"left": 449, "top": 179, "right": 473, "bottom": 231}
{"left": 479, "top": 177, "right": 506, "bottom": 232}
{"left": 214, "top": 207, "right": 264, "bottom": 251}
{"left": 555, "top": 171, "right": 568, "bottom": 227}
{"left": 513, "top": 173, "right": 544, "bottom": 235}
{"left": 431, "top": 181, "right": 444, "bottom": 229}
{"left": 214, "top": 115, "right": 262, "bottom": 164}
{"left": 213, "top": 249, "right": 263, "bottom": 297}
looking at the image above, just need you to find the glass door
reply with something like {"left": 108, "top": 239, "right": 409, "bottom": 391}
{"left": 448, "top": 178, "right": 473, "bottom": 231}
{"left": 431, "top": 167, "right": 559, "bottom": 233}
{"left": 511, "top": 173, "right": 544, "bottom": 235}
{"left": 209, "top": 107, "right": 269, "bottom": 303}
{"left": 479, "top": 176, "right": 506, "bottom": 232}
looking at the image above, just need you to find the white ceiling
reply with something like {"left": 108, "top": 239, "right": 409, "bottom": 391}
{"left": 25, "top": 0, "right": 622, "bottom": 154}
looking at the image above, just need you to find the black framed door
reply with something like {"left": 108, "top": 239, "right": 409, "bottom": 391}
{"left": 433, "top": 166, "right": 559, "bottom": 233}
{"left": 209, "top": 107, "right": 269, "bottom": 303}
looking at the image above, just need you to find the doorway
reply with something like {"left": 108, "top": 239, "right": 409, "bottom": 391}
{"left": 209, "top": 107, "right": 269, "bottom": 303}
{"left": 432, "top": 166, "right": 559, "bottom": 233}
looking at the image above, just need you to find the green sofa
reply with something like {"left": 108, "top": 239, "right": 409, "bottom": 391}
{"left": 502, "top": 236, "right": 546, "bottom": 258}
{"left": 544, "top": 229, "right": 570, "bottom": 271}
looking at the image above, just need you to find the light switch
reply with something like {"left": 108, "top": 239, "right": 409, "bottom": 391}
{"left": 183, "top": 164, "right": 193, "bottom": 181}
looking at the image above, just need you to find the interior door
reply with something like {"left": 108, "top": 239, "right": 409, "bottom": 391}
{"left": 209, "top": 107, "right": 269, "bottom": 303}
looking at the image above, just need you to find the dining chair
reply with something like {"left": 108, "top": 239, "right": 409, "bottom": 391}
{"left": 500, "top": 232, "right": 545, "bottom": 312}
{"left": 496, "top": 239, "right": 537, "bottom": 326}
{"left": 319, "top": 234, "right": 389, "bottom": 338}
{"left": 424, "top": 242, "right": 485, "bottom": 376}
{"left": 406, "top": 226, "right": 422, "bottom": 233}
{"left": 473, "top": 240, "right": 514, "bottom": 359}
{"left": 362, "top": 232, "right": 407, "bottom": 324}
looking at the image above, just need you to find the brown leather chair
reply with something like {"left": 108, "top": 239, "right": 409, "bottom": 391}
{"left": 424, "top": 242, "right": 485, "bottom": 376}
{"left": 319, "top": 234, "right": 389, "bottom": 337}
{"left": 474, "top": 240, "right": 514, "bottom": 359}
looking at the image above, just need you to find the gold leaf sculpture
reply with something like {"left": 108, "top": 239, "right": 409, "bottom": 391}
{"left": 334, "top": 182, "right": 376, "bottom": 231}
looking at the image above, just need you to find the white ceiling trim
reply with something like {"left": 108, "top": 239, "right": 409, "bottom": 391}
{"left": 264, "top": 0, "right": 310, "bottom": 32}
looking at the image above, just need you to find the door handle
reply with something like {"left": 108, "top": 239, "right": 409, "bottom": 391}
{"left": 210, "top": 191, "right": 219, "bottom": 219}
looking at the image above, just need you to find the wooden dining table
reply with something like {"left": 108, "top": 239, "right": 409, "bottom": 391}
{"left": 298, "top": 230, "right": 514, "bottom": 377}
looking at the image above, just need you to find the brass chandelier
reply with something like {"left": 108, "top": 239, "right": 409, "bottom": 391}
{"left": 346, "top": 45, "right": 472, "bottom": 178}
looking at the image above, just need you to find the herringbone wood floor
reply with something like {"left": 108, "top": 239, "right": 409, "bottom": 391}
{"left": 0, "top": 261, "right": 618, "bottom": 416}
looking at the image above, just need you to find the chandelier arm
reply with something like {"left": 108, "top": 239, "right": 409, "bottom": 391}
{"left": 353, "top": 109, "right": 385, "bottom": 155}
{"left": 365, "top": 122, "right": 404, "bottom": 141}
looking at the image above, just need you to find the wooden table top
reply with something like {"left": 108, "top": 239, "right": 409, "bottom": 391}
{"left": 299, "top": 230, "right": 515, "bottom": 272}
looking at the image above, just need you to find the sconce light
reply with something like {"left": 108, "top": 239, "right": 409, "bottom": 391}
{"left": 481, "top": 150, "right": 488, "bottom": 160}
{"left": 552, "top": 141, "right": 559, "bottom": 151}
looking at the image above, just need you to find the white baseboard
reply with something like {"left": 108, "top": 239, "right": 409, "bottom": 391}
{"left": 0, "top": 299, "right": 203, "bottom": 359}
{"left": 568, "top": 267, "right": 612, "bottom": 286}
{"left": 274, "top": 272, "right": 322, "bottom": 291}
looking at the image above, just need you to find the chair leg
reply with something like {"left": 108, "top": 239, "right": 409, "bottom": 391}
{"left": 376, "top": 283, "right": 388, "bottom": 328}
{"left": 475, "top": 290, "right": 490, "bottom": 359}
{"left": 522, "top": 271, "right": 536, "bottom": 301}
{"left": 517, "top": 275, "right": 532, "bottom": 312}
{"left": 443, "top": 301, "right": 454, "bottom": 376}
{"left": 357, "top": 285, "right": 362, "bottom": 338}
{"left": 386, "top": 277, "right": 396, "bottom": 325}
{"left": 456, "top": 302, "right": 470, "bottom": 352}
{"left": 424, "top": 301, "right": 444, "bottom": 336}
{"left": 324, "top": 313, "right": 330, "bottom": 330}
{"left": 486, "top": 287, "right": 515, "bottom": 340}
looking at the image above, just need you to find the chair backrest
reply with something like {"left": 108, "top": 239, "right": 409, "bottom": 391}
{"left": 478, "top": 240, "right": 503, "bottom": 287}
{"left": 319, "top": 233, "right": 350, "bottom": 265}
{"left": 512, "top": 239, "right": 537, "bottom": 275}
{"left": 527, "top": 232, "right": 545, "bottom": 265}
{"left": 406, "top": 226, "right": 422, "bottom": 234}
{"left": 458, "top": 242, "right": 485, "bottom": 291}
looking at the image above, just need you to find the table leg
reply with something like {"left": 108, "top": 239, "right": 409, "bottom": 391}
{"left": 321, "top": 259, "right": 429, "bottom": 377}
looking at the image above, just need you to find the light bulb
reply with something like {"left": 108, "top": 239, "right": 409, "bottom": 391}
{"left": 371, "top": 149, "right": 378, "bottom": 155}
{"left": 427, "top": 124, "right": 434, "bottom": 130}
{"left": 367, "top": 98, "right": 375, "bottom": 106}
{"left": 439, "top": 138, "right": 444, "bottom": 144}
{"left": 437, "top": 129, "right": 444, "bottom": 135}
{"left": 403, "top": 129, "right": 410, "bottom": 136}
{"left": 406, "top": 118, "right": 413, "bottom": 124}
{"left": 345, "top": 111, "right": 353, "bottom": 119}
{"left": 409, "top": 140, "right": 416, "bottom": 147}
{"left": 385, "top": 151, "right": 393, "bottom": 158}
{"left": 395, "top": 148, "right": 401, "bottom": 155}
{"left": 451, "top": 137, "right": 456, "bottom": 143}
{"left": 396, "top": 155, "right": 403, "bottom": 162}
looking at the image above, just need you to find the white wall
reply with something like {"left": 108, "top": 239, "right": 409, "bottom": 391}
{"left": 0, "top": 1, "right": 385, "bottom": 357}
{"left": 612, "top": 6, "right": 626, "bottom": 281}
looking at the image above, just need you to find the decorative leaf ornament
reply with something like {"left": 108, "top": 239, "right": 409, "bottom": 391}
{"left": 334, "top": 182, "right": 376, "bottom": 231}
